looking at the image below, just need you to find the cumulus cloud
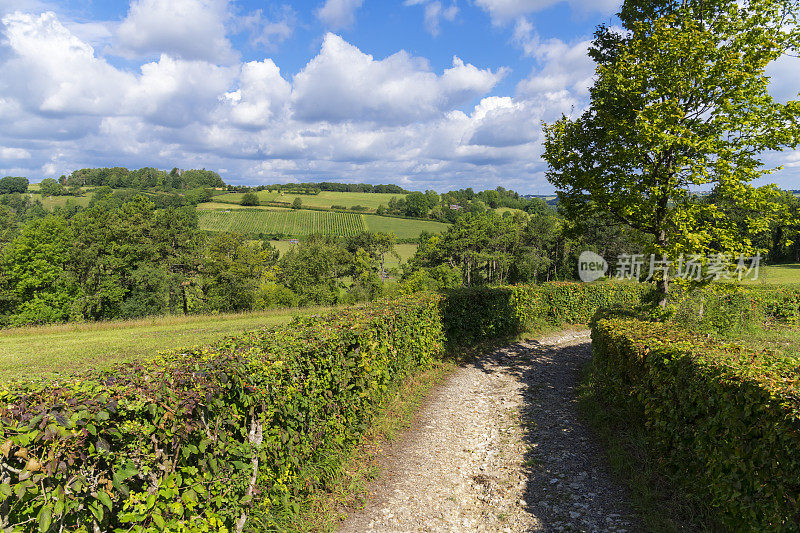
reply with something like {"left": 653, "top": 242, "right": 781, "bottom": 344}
{"left": 315, "top": 0, "right": 363, "bottom": 30}
{"left": 2, "top": 11, "right": 134, "bottom": 115}
{"left": 223, "top": 59, "right": 291, "bottom": 128}
{"left": 1, "top": 7, "right": 797, "bottom": 192}
{"left": 127, "top": 55, "right": 236, "bottom": 127}
{"left": 292, "top": 33, "right": 506, "bottom": 125}
{"left": 116, "top": 0, "right": 237, "bottom": 63}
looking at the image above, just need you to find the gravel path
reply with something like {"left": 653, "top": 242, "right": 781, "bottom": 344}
{"left": 338, "top": 330, "right": 639, "bottom": 533}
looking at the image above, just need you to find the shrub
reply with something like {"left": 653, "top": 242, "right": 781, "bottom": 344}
{"left": 0, "top": 294, "right": 444, "bottom": 531}
{"left": 591, "top": 318, "right": 800, "bottom": 529}
{"left": 442, "top": 281, "right": 652, "bottom": 344}
{"left": 240, "top": 192, "right": 259, "bottom": 206}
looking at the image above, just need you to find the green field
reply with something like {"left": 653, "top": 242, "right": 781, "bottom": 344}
{"left": 363, "top": 214, "right": 448, "bottom": 239}
{"left": 198, "top": 208, "right": 366, "bottom": 236}
{"left": 0, "top": 307, "right": 332, "bottom": 380}
{"left": 211, "top": 190, "right": 280, "bottom": 205}
{"left": 213, "top": 190, "right": 405, "bottom": 211}
{"left": 29, "top": 193, "right": 92, "bottom": 210}
{"left": 741, "top": 263, "right": 800, "bottom": 285}
{"left": 269, "top": 240, "right": 417, "bottom": 270}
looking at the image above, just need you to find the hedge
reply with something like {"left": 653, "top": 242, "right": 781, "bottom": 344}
{"left": 0, "top": 281, "right": 649, "bottom": 531}
{"left": 442, "top": 281, "right": 652, "bottom": 344}
{"left": 591, "top": 318, "right": 800, "bottom": 530}
{"left": 0, "top": 294, "right": 444, "bottom": 532}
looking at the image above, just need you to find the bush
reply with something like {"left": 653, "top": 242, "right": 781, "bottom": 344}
{"left": 240, "top": 192, "right": 259, "bottom": 206}
{"left": 442, "top": 281, "right": 652, "bottom": 344}
{"left": 591, "top": 318, "right": 800, "bottom": 530}
{"left": 0, "top": 294, "right": 444, "bottom": 531}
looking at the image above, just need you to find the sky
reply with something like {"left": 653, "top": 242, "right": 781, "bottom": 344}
{"left": 0, "top": 0, "right": 798, "bottom": 193}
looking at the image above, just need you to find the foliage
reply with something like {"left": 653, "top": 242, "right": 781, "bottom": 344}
{"left": 0, "top": 178, "right": 28, "bottom": 195}
{"left": 240, "top": 192, "right": 259, "bottom": 207}
{"left": 0, "top": 293, "right": 444, "bottom": 531}
{"left": 543, "top": 0, "right": 800, "bottom": 299}
{"left": 441, "top": 281, "right": 652, "bottom": 344}
{"left": 291, "top": 197, "right": 302, "bottom": 210}
{"left": 38, "top": 179, "right": 67, "bottom": 197}
{"left": 197, "top": 209, "right": 366, "bottom": 237}
{"left": 591, "top": 317, "right": 800, "bottom": 529}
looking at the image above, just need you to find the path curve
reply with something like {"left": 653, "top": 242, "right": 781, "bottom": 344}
{"left": 338, "top": 330, "right": 639, "bottom": 532}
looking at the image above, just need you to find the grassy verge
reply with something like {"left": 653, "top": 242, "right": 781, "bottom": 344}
{"left": 0, "top": 306, "right": 335, "bottom": 380}
{"left": 577, "top": 359, "right": 719, "bottom": 532}
{"left": 260, "top": 357, "right": 458, "bottom": 532}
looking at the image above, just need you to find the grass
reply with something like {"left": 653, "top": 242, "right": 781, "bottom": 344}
{"left": 363, "top": 214, "right": 448, "bottom": 239}
{"left": 263, "top": 357, "right": 457, "bottom": 531}
{"left": 741, "top": 263, "right": 800, "bottom": 285}
{"left": 198, "top": 208, "right": 366, "bottom": 236}
{"left": 209, "top": 191, "right": 280, "bottom": 205}
{"left": 0, "top": 307, "right": 334, "bottom": 381}
{"left": 28, "top": 193, "right": 92, "bottom": 210}
{"left": 197, "top": 202, "right": 282, "bottom": 210}
{"left": 213, "top": 191, "right": 406, "bottom": 211}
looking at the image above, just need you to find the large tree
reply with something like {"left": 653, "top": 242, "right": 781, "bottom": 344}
{"left": 543, "top": 0, "right": 800, "bottom": 302}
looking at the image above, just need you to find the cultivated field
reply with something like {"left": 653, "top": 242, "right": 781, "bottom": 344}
{"left": 213, "top": 190, "right": 405, "bottom": 210}
{"left": 363, "top": 214, "right": 448, "bottom": 239}
{"left": 211, "top": 190, "right": 280, "bottom": 204}
{"left": 198, "top": 208, "right": 366, "bottom": 236}
{"left": 0, "top": 307, "right": 332, "bottom": 380}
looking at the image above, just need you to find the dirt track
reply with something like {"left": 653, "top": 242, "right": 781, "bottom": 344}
{"left": 338, "top": 330, "right": 639, "bottom": 532}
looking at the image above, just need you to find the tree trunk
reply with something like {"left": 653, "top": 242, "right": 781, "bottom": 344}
{"left": 657, "top": 229, "right": 669, "bottom": 307}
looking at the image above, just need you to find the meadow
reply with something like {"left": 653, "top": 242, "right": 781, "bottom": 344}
{"left": 362, "top": 213, "right": 448, "bottom": 239}
{"left": 198, "top": 207, "right": 367, "bottom": 236}
{"left": 0, "top": 306, "right": 332, "bottom": 380}
{"left": 213, "top": 190, "right": 405, "bottom": 210}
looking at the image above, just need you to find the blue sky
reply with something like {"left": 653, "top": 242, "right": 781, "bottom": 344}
{"left": 0, "top": 0, "right": 797, "bottom": 193}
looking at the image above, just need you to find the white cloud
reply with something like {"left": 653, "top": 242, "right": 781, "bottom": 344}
{"left": 223, "top": 59, "right": 291, "bottom": 128}
{"left": 0, "top": 8, "right": 797, "bottom": 193}
{"left": 315, "top": 0, "right": 363, "bottom": 30}
{"left": 0, "top": 147, "right": 31, "bottom": 159}
{"left": 127, "top": 55, "right": 236, "bottom": 127}
{"left": 1, "top": 11, "right": 134, "bottom": 115}
{"left": 405, "top": 0, "right": 458, "bottom": 36}
{"left": 475, "top": 0, "right": 620, "bottom": 24}
{"left": 516, "top": 33, "right": 595, "bottom": 99}
{"left": 292, "top": 33, "right": 506, "bottom": 125}
{"left": 237, "top": 5, "right": 296, "bottom": 51}
{"left": 116, "top": 0, "right": 237, "bottom": 63}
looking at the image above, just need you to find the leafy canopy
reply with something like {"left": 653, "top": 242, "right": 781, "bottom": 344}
{"left": 543, "top": 0, "right": 800, "bottom": 272}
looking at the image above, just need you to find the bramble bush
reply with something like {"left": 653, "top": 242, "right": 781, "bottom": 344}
{"left": 591, "top": 318, "right": 800, "bottom": 529}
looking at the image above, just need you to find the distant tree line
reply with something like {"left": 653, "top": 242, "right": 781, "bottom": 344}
{"left": 63, "top": 167, "right": 225, "bottom": 190}
{"left": 0, "top": 189, "right": 404, "bottom": 326}
{"left": 226, "top": 182, "right": 408, "bottom": 194}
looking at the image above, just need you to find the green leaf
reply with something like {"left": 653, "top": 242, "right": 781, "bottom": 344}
{"left": 38, "top": 504, "right": 52, "bottom": 533}
{"left": 97, "top": 490, "right": 112, "bottom": 510}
